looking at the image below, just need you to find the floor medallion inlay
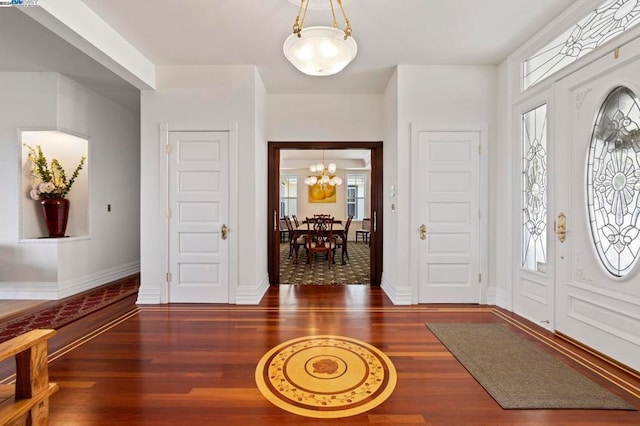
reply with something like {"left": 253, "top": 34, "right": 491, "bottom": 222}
{"left": 255, "top": 335, "right": 397, "bottom": 418}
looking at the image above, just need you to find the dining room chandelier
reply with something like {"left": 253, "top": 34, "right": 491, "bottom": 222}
{"left": 283, "top": 0, "right": 357, "bottom": 76}
{"left": 304, "top": 152, "right": 343, "bottom": 186}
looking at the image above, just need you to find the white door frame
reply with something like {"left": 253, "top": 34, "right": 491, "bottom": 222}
{"left": 158, "top": 123, "right": 238, "bottom": 304}
{"left": 409, "top": 123, "right": 489, "bottom": 304}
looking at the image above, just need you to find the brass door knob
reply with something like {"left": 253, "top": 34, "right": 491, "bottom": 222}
{"left": 420, "top": 224, "right": 427, "bottom": 240}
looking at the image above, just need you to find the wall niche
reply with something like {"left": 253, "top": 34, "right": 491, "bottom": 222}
{"left": 20, "top": 130, "right": 89, "bottom": 240}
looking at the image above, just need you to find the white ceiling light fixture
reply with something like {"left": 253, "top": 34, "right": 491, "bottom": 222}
{"left": 283, "top": 0, "right": 357, "bottom": 76}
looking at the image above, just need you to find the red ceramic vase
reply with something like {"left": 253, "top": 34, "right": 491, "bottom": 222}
{"left": 41, "top": 198, "right": 70, "bottom": 238}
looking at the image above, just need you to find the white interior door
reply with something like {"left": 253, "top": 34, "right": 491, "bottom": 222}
{"left": 555, "top": 47, "right": 640, "bottom": 371}
{"left": 417, "top": 131, "right": 481, "bottom": 303}
{"left": 168, "top": 131, "right": 229, "bottom": 303}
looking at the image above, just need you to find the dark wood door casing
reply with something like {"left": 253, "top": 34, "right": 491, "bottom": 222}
{"left": 268, "top": 141, "right": 383, "bottom": 285}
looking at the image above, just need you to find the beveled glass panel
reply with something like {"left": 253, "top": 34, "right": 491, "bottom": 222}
{"left": 587, "top": 86, "right": 640, "bottom": 277}
{"left": 522, "top": 104, "right": 548, "bottom": 272}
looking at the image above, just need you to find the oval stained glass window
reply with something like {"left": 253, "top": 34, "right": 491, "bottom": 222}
{"left": 587, "top": 86, "right": 640, "bottom": 277}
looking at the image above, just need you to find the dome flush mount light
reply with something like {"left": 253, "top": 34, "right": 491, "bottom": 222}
{"left": 283, "top": 0, "right": 357, "bottom": 76}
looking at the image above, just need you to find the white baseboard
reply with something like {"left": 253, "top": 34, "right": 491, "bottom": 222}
{"left": 380, "top": 274, "right": 413, "bottom": 305}
{"left": 58, "top": 261, "right": 140, "bottom": 299}
{"left": 0, "top": 261, "right": 140, "bottom": 300}
{"left": 0, "top": 281, "right": 59, "bottom": 300}
{"left": 136, "top": 281, "right": 163, "bottom": 304}
{"left": 486, "top": 286, "right": 497, "bottom": 305}
{"left": 235, "top": 274, "right": 269, "bottom": 305}
{"left": 495, "top": 287, "right": 510, "bottom": 310}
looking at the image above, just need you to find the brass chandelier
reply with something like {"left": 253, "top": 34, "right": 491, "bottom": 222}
{"left": 283, "top": 0, "right": 357, "bottom": 76}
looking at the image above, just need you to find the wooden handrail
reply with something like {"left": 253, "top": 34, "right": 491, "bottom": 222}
{"left": 0, "top": 329, "right": 58, "bottom": 426}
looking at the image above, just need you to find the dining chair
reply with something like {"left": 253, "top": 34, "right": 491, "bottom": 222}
{"left": 355, "top": 218, "right": 371, "bottom": 244}
{"left": 305, "top": 216, "right": 335, "bottom": 269}
{"left": 279, "top": 217, "right": 289, "bottom": 243}
{"left": 284, "top": 216, "right": 306, "bottom": 260}
{"left": 291, "top": 214, "right": 300, "bottom": 228}
{"left": 334, "top": 215, "right": 353, "bottom": 263}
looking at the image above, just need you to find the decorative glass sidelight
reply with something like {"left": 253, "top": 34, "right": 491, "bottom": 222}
{"left": 522, "top": 104, "right": 548, "bottom": 272}
{"left": 524, "top": 0, "right": 640, "bottom": 90}
{"left": 587, "top": 86, "right": 640, "bottom": 277}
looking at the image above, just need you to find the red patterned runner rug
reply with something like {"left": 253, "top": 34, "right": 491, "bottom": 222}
{"left": 0, "top": 276, "right": 139, "bottom": 343}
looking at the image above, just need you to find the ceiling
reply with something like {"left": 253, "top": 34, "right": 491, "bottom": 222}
{"left": 0, "top": 0, "right": 579, "bottom": 108}
{"left": 80, "top": 0, "right": 577, "bottom": 94}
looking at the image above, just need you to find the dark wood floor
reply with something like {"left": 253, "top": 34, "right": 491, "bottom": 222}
{"left": 14, "top": 285, "right": 640, "bottom": 425}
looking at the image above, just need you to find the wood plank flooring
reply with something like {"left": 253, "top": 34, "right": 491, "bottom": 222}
{"left": 8, "top": 285, "right": 640, "bottom": 425}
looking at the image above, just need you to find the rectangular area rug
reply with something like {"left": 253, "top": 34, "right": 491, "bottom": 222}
{"left": 426, "top": 323, "right": 636, "bottom": 410}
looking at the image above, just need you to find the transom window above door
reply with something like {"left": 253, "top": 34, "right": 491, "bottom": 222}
{"left": 523, "top": 0, "right": 640, "bottom": 90}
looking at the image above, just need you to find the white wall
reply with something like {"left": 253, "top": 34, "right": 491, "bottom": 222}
{"left": 138, "top": 65, "right": 266, "bottom": 304}
{"left": 268, "top": 94, "right": 383, "bottom": 141}
{"left": 382, "top": 69, "right": 399, "bottom": 301}
{"left": 252, "top": 70, "right": 269, "bottom": 300}
{"left": 0, "top": 72, "right": 140, "bottom": 299}
{"left": 383, "top": 65, "right": 498, "bottom": 304}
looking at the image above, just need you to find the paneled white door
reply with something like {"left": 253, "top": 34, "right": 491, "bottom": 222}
{"left": 168, "top": 131, "right": 229, "bottom": 303}
{"left": 417, "top": 131, "right": 481, "bottom": 303}
{"left": 555, "top": 47, "right": 640, "bottom": 371}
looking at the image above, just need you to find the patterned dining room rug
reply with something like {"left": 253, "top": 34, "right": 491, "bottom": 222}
{"left": 279, "top": 242, "right": 370, "bottom": 284}
{"left": 426, "top": 323, "right": 636, "bottom": 410}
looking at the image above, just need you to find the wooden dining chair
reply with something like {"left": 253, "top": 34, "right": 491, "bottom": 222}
{"left": 334, "top": 215, "right": 353, "bottom": 263}
{"left": 285, "top": 216, "right": 306, "bottom": 260}
{"left": 279, "top": 217, "right": 289, "bottom": 243}
{"left": 305, "top": 216, "right": 335, "bottom": 268}
{"left": 355, "top": 218, "right": 371, "bottom": 245}
{"left": 291, "top": 214, "right": 300, "bottom": 228}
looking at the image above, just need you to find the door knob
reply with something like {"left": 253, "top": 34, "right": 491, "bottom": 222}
{"left": 221, "top": 224, "right": 228, "bottom": 240}
{"left": 555, "top": 213, "right": 566, "bottom": 243}
{"left": 420, "top": 224, "right": 427, "bottom": 240}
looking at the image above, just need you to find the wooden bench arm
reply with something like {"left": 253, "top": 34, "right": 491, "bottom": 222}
{"left": 0, "top": 330, "right": 56, "bottom": 362}
{"left": 0, "top": 329, "right": 57, "bottom": 425}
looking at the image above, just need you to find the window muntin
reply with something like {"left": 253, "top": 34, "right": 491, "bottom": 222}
{"left": 280, "top": 175, "right": 297, "bottom": 218}
{"left": 522, "top": 104, "right": 548, "bottom": 272}
{"left": 346, "top": 174, "right": 366, "bottom": 220}
{"left": 587, "top": 86, "right": 640, "bottom": 277}
{"left": 524, "top": 0, "right": 640, "bottom": 90}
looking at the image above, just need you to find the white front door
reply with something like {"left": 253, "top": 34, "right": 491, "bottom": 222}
{"left": 416, "top": 131, "right": 481, "bottom": 303}
{"left": 555, "top": 46, "right": 640, "bottom": 371}
{"left": 168, "top": 131, "right": 229, "bottom": 303}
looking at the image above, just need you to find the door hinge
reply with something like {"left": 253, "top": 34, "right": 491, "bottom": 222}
{"left": 479, "top": 273, "right": 482, "bottom": 283}
{"left": 166, "top": 272, "right": 172, "bottom": 282}
{"left": 478, "top": 144, "right": 482, "bottom": 155}
{"left": 166, "top": 144, "right": 172, "bottom": 154}
{"left": 166, "top": 208, "right": 172, "bottom": 218}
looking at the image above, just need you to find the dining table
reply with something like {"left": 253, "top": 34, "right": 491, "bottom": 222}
{"left": 292, "top": 223, "right": 348, "bottom": 265}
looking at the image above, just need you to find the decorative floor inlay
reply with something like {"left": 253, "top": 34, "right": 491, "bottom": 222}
{"left": 255, "top": 335, "right": 397, "bottom": 418}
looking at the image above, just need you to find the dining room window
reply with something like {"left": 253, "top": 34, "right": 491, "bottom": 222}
{"left": 346, "top": 174, "right": 366, "bottom": 220}
{"left": 280, "top": 175, "right": 297, "bottom": 218}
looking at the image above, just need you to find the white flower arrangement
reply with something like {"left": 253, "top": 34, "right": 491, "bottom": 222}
{"left": 25, "top": 144, "right": 86, "bottom": 200}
